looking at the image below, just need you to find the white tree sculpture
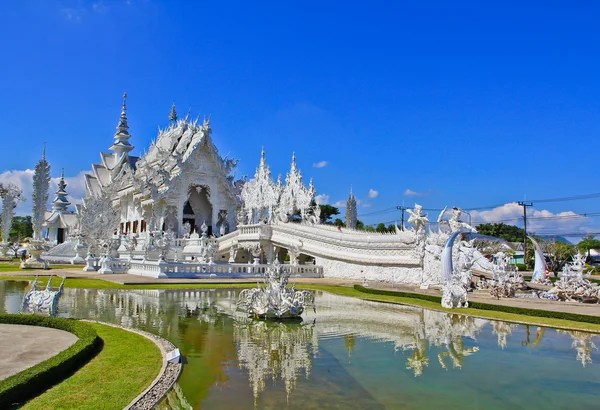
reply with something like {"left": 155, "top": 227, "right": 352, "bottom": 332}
{"left": 32, "top": 150, "right": 51, "bottom": 240}
{"left": 0, "top": 183, "right": 23, "bottom": 247}
{"left": 78, "top": 187, "right": 120, "bottom": 257}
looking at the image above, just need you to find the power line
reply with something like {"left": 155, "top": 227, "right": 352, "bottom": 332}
{"left": 356, "top": 191, "right": 600, "bottom": 223}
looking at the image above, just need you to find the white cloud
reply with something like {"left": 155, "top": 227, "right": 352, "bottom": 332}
{"left": 312, "top": 160, "right": 328, "bottom": 168}
{"left": 471, "top": 202, "right": 596, "bottom": 239}
{"left": 62, "top": 8, "right": 82, "bottom": 22}
{"left": 333, "top": 200, "right": 346, "bottom": 208}
{"left": 0, "top": 169, "right": 87, "bottom": 215}
{"left": 315, "top": 194, "right": 329, "bottom": 205}
{"left": 368, "top": 189, "right": 379, "bottom": 199}
{"left": 92, "top": 2, "right": 108, "bottom": 13}
{"left": 404, "top": 189, "right": 430, "bottom": 197}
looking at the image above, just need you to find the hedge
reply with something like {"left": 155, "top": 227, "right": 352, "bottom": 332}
{"left": 353, "top": 285, "right": 600, "bottom": 325}
{"left": 0, "top": 314, "right": 101, "bottom": 408}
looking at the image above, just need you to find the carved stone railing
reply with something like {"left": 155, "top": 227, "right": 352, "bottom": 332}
{"left": 99, "top": 259, "right": 131, "bottom": 274}
{"left": 216, "top": 223, "right": 420, "bottom": 267}
{"left": 127, "top": 259, "right": 323, "bottom": 279}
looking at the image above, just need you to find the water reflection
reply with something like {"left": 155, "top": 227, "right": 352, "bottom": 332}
{"left": 2, "top": 281, "right": 600, "bottom": 409}
{"left": 234, "top": 318, "right": 318, "bottom": 403}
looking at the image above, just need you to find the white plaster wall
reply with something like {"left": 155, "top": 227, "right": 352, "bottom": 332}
{"left": 315, "top": 256, "right": 423, "bottom": 284}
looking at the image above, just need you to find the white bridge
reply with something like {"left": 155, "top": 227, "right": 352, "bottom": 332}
{"left": 44, "top": 222, "right": 425, "bottom": 283}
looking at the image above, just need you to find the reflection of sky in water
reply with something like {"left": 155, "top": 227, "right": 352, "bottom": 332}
{"left": 2, "top": 280, "right": 600, "bottom": 409}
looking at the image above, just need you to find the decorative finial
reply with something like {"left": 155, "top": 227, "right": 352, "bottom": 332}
{"left": 169, "top": 102, "right": 178, "bottom": 123}
{"left": 110, "top": 92, "right": 134, "bottom": 155}
{"left": 61, "top": 168, "right": 65, "bottom": 179}
{"left": 42, "top": 142, "right": 46, "bottom": 161}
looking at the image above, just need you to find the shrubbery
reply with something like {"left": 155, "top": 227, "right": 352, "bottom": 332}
{"left": 0, "top": 314, "right": 100, "bottom": 407}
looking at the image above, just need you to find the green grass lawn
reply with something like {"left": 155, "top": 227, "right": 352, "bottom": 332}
{"left": 21, "top": 322, "right": 162, "bottom": 410}
{"left": 0, "top": 263, "right": 75, "bottom": 272}
{"left": 301, "top": 284, "right": 600, "bottom": 333}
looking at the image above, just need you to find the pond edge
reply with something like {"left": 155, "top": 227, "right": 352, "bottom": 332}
{"left": 80, "top": 320, "right": 183, "bottom": 410}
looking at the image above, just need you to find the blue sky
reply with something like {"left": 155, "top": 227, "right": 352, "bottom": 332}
{"left": 1, "top": 0, "right": 599, "bottom": 239}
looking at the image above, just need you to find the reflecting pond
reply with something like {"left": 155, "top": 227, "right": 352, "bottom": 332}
{"left": 2, "top": 280, "right": 600, "bottom": 409}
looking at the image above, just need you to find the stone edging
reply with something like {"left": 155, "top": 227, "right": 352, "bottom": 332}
{"left": 80, "top": 320, "right": 182, "bottom": 410}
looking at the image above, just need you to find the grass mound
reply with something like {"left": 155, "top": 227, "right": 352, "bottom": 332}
{"left": 0, "top": 315, "right": 100, "bottom": 408}
{"left": 21, "top": 322, "right": 163, "bottom": 410}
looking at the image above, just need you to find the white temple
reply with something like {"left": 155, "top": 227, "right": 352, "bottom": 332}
{"left": 83, "top": 93, "right": 241, "bottom": 237}
{"left": 39, "top": 94, "right": 496, "bottom": 302}
{"left": 44, "top": 169, "right": 77, "bottom": 244}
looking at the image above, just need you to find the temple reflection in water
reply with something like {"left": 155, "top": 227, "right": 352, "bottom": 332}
{"left": 1, "top": 281, "right": 599, "bottom": 409}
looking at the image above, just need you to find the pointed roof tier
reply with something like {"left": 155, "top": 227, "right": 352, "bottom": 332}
{"left": 109, "top": 92, "right": 134, "bottom": 156}
{"left": 51, "top": 169, "right": 71, "bottom": 211}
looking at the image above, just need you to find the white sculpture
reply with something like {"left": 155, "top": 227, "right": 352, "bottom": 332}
{"left": 438, "top": 207, "right": 477, "bottom": 233}
{"left": 440, "top": 231, "right": 469, "bottom": 308}
{"left": 77, "top": 187, "right": 120, "bottom": 270}
{"left": 21, "top": 275, "right": 65, "bottom": 316}
{"left": 529, "top": 236, "right": 549, "bottom": 284}
{"left": 237, "top": 258, "right": 316, "bottom": 319}
{"left": 32, "top": 147, "right": 51, "bottom": 240}
{"left": 407, "top": 204, "right": 428, "bottom": 261}
{"left": 0, "top": 183, "right": 23, "bottom": 257}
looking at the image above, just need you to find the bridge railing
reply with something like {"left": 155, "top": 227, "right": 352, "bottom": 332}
{"left": 128, "top": 259, "right": 324, "bottom": 278}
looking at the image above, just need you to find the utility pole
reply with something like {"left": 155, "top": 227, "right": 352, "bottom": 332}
{"left": 518, "top": 201, "right": 533, "bottom": 266}
{"left": 396, "top": 206, "right": 407, "bottom": 230}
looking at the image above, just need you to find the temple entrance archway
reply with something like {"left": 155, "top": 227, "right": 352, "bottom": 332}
{"left": 185, "top": 185, "right": 213, "bottom": 234}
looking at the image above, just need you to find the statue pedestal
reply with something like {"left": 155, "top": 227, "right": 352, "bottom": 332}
{"left": 83, "top": 254, "right": 99, "bottom": 272}
{"left": 98, "top": 256, "right": 114, "bottom": 274}
{"left": 0, "top": 242, "right": 11, "bottom": 258}
{"left": 20, "top": 240, "right": 49, "bottom": 270}
{"left": 72, "top": 238, "right": 86, "bottom": 265}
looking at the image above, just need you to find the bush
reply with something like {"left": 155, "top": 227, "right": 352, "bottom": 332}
{"left": 0, "top": 314, "right": 101, "bottom": 408}
{"left": 353, "top": 285, "right": 600, "bottom": 325}
{"left": 512, "top": 263, "right": 528, "bottom": 271}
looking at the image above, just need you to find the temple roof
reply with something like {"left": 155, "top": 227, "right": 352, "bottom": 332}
{"left": 44, "top": 209, "right": 77, "bottom": 228}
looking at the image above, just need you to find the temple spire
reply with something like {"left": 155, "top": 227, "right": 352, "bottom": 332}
{"left": 110, "top": 92, "right": 134, "bottom": 156}
{"left": 52, "top": 168, "right": 71, "bottom": 211}
{"left": 346, "top": 187, "right": 357, "bottom": 229}
{"left": 169, "top": 102, "right": 178, "bottom": 124}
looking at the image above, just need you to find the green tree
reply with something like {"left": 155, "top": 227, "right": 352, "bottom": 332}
{"left": 475, "top": 223, "right": 526, "bottom": 242}
{"left": 318, "top": 204, "right": 340, "bottom": 224}
{"left": 375, "top": 223, "right": 387, "bottom": 233}
{"left": 543, "top": 239, "right": 576, "bottom": 273}
{"left": 365, "top": 225, "right": 375, "bottom": 232}
{"left": 9, "top": 216, "right": 33, "bottom": 242}
{"left": 333, "top": 218, "right": 344, "bottom": 227}
{"left": 356, "top": 220, "right": 365, "bottom": 230}
{"left": 576, "top": 235, "right": 600, "bottom": 260}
